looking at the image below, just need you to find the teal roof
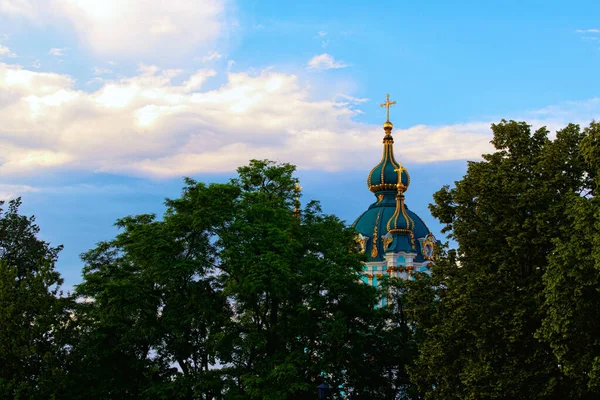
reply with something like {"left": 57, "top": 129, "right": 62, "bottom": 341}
{"left": 367, "top": 134, "right": 410, "bottom": 194}
{"left": 352, "top": 194, "right": 431, "bottom": 262}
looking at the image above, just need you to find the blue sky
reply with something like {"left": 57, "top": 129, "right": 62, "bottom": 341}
{"left": 1, "top": 0, "right": 599, "bottom": 290}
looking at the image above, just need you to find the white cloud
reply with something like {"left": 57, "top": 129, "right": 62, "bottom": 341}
{"left": 227, "top": 60, "right": 235, "bottom": 71}
{"left": 307, "top": 54, "right": 348, "bottom": 70}
{"left": 0, "top": 0, "right": 37, "bottom": 17}
{"left": 49, "top": 47, "right": 67, "bottom": 56}
{"left": 0, "top": 45, "right": 16, "bottom": 57}
{"left": 202, "top": 51, "right": 222, "bottom": 62}
{"left": 92, "top": 66, "right": 112, "bottom": 75}
{"left": 0, "top": 62, "right": 597, "bottom": 179}
{"left": 184, "top": 69, "right": 217, "bottom": 92}
{"left": 31, "top": 59, "right": 40, "bottom": 68}
{"left": 0, "top": 184, "right": 38, "bottom": 200}
{"left": 1, "top": 0, "right": 229, "bottom": 59}
{"left": 337, "top": 94, "right": 369, "bottom": 104}
{"left": 576, "top": 29, "right": 600, "bottom": 33}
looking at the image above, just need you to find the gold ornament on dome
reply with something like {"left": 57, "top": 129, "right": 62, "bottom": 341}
{"left": 355, "top": 233, "right": 369, "bottom": 254}
{"left": 382, "top": 232, "right": 393, "bottom": 251}
{"left": 422, "top": 233, "right": 436, "bottom": 260}
{"left": 371, "top": 211, "right": 381, "bottom": 258}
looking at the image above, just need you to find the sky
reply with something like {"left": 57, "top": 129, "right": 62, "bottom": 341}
{"left": 1, "top": 0, "right": 599, "bottom": 290}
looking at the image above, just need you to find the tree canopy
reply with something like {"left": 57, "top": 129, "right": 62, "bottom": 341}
{"left": 409, "top": 120, "right": 600, "bottom": 399}
{"left": 0, "top": 198, "right": 71, "bottom": 399}
{"left": 67, "top": 160, "right": 415, "bottom": 399}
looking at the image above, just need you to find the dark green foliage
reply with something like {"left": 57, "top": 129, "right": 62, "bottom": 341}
{"left": 70, "top": 183, "right": 237, "bottom": 399}
{"left": 216, "top": 161, "right": 378, "bottom": 399}
{"left": 0, "top": 198, "right": 62, "bottom": 277}
{"left": 71, "top": 160, "right": 414, "bottom": 399}
{"left": 538, "top": 121, "right": 600, "bottom": 398}
{"left": 0, "top": 199, "right": 71, "bottom": 399}
{"left": 409, "top": 121, "right": 593, "bottom": 399}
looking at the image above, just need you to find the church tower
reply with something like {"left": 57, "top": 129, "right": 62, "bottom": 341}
{"left": 352, "top": 94, "right": 437, "bottom": 288}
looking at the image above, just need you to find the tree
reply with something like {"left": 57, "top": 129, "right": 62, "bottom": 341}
{"left": 342, "top": 274, "right": 431, "bottom": 399}
{"left": 409, "top": 121, "right": 591, "bottom": 399}
{"left": 537, "top": 121, "right": 600, "bottom": 398}
{"left": 0, "top": 198, "right": 71, "bottom": 399}
{"left": 0, "top": 198, "right": 62, "bottom": 277}
{"left": 70, "top": 183, "right": 237, "bottom": 399}
{"left": 72, "top": 160, "right": 407, "bottom": 399}
{"left": 204, "top": 160, "right": 380, "bottom": 399}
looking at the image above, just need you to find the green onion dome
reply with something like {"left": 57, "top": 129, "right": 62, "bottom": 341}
{"left": 367, "top": 122, "right": 410, "bottom": 194}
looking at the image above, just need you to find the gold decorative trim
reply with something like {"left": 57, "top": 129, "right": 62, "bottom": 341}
{"left": 355, "top": 233, "right": 369, "bottom": 254}
{"left": 422, "top": 233, "right": 436, "bottom": 260}
{"left": 382, "top": 232, "right": 393, "bottom": 251}
{"left": 370, "top": 183, "right": 406, "bottom": 193}
{"left": 371, "top": 212, "right": 381, "bottom": 258}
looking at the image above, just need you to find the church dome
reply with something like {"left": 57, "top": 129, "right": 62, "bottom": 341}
{"left": 367, "top": 130, "right": 410, "bottom": 194}
{"left": 353, "top": 197, "right": 432, "bottom": 261}
{"left": 353, "top": 94, "right": 432, "bottom": 263}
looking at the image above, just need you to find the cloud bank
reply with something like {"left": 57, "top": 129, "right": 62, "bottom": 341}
{"left": 0, "top": 62, "right": 507, "bottom": 178}
{"left": 0, "top": 0, "right": 228, "bottom": 58}
{"left": 307, "top": 54, "right": 348, "bottom": 70}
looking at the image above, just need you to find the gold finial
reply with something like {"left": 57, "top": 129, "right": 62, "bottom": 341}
{"left": 380, "top": 93, "right": 396, "bottom": 123}
{"left": 394, "top": 165, "right": 407, "bottom": 192}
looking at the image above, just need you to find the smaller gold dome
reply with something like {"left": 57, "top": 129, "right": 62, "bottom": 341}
{"left": 383, "top": 121, "right": 393, "bottom": 130}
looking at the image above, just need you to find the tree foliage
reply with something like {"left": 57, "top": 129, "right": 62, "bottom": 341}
{"left": 0, "top": 199, "right": 71, "bottom": 399}
{"left": 537, "top": 121, "right": 600, "bottom": 397}
{"left": 410, "top": 120, "right": 594, "bottom": 399}
{"left": 70, "top": 160, "right": 415, "bottom": 399}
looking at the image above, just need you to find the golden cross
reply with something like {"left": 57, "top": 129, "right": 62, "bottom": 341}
{"left": 394, "top": 164, "right": 405, "bottom": 179}
{"left": 380, "top": 93, "right": 396, "bottom": 122}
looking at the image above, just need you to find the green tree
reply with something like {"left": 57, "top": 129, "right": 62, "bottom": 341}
{"left": 410, "top": 121, "right": 590, "bottom": 399}
{"left": 72, "top": 160, "right": 397, "bottom": 399}
{"left": 210, "top": 160, "right": 380, "bottom": 399}
{"left": 70, "top": 183, "right": 237, "bottom": 399}
{"left": 0, "top": 198, "right": 71, "bottom": 399}
{"left": 342, "top": 274, "right": 431, "bottom": 399}
{"left": 537, "top": 121, "right": 600, "bottom": 398}
{"left": 0, "top": 198, "right": 63, "bottom": 277}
